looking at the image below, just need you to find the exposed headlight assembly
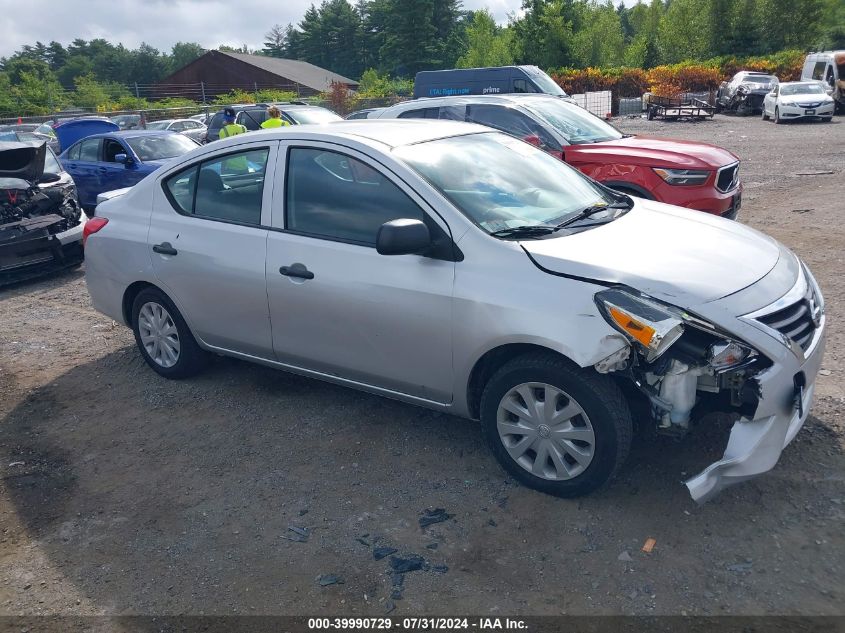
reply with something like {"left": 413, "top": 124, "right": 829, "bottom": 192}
{"left": 595, "top": 288, "right": 684, "bottom": 362}
{"left": 708, "top": 340, "right": 754, "bottom": 371}
{"left": 652, "top": 168, "right": 710, "bottom": 186}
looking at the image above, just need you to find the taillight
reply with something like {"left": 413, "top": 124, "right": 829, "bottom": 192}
{"left": 82, "top": 217, "right": 108, "bottom": 247}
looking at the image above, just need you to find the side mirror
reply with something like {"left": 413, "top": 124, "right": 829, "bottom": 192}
{"left": 376, "top": 219, "right": 431, "bottom": 256}
{"left": 39, "top": 172, "right": 61, "bottom": 184}
{"left": 114, "top": 153, "right": 132, "bottom": 165}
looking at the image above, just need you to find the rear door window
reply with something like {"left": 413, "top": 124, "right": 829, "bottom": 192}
{"left": 398, "top": 108, "right": 440, "bottom": 119}
{"left": 812, "top": 61, "right": 826, "bottom": 80}
{"left": 163, "top": 147, "right": 270, "bottom": 225}
{"left": 238, "top": 110, "right": 267, "bottom": 130}
{"left": 78, "top": 138, "right": 101, "bottom": 161}
{"left": 466, "top": 105, "right": 560, "bottom": 151}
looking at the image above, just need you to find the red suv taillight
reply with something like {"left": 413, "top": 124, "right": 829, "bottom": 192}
{"left": 82, "top": 217, "right": 108, "bottom": 247}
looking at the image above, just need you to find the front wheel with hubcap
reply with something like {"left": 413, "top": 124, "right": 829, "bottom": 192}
{"left": 131, "top": 287, "right": 207, "bottom": 379}
{"left": 480, "top": 352, "right": 632, "bottom": 498}
{"left": 762, "top": 107, "right": 769, "bottom": 121}
{"left": 774, "top": 107, "right": 782, "bottom": 124}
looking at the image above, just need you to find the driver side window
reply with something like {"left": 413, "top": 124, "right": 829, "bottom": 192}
{"left": 284, "top": 148, "right": 423, "bottom": 246}
{"left": 104, "top": 139, "right": 126, "bottom": 163}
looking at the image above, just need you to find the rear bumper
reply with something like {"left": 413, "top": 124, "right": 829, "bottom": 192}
{"left": 685, "top": 317, "right": 826, "bottom": 503}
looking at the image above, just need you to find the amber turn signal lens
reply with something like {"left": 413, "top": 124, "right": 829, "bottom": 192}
{"left": 608, "top": 306, "right": 656, "bottom": 348}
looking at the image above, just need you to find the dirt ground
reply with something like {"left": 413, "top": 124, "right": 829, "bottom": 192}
{"left": 0, "top": 114, "right": 843, "bottom": 621}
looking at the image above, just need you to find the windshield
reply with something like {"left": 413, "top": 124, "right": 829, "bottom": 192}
{"left": 394, "top": 132, "right": 615, "bottom": 235}
{"left": 781, "top": 83, "right": 826, "bottom": 96}
{"left": 287, "top": 108, "right": 342, "bottom": 124}
{"left": 126, "top": 134, "right": 197, "bottom": 161}
{"left": 146, "top": 121, "right": 171, "bottom": 130}
{"left": 44, "top": 148, "right": 62, "bottom": 175}
{"left": 741, "top": 75, "right": 777, "bottom": 87}
{"left": 524, "top": 98, "right": 622, "bottom": 144}
{"left": 526, "top": 69, "right": 567, "bottom": 96}
{"left": 35, "top": 123, "right": 55, "bottom": 137}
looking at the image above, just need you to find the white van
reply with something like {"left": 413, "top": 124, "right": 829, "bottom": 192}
{"left": 801, "top": 51, "right": 845, "bottom": 110}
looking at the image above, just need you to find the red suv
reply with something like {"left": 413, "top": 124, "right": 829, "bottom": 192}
{"left": 374, "top": 94, "right": 742, "bottom": 219}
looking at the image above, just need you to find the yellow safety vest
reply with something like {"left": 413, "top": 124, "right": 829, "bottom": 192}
{"left": 260, "top": 117, "right": 290, "bottom": 129}
{"left": 219, "top": 123, "right": 247, "bottom": 139}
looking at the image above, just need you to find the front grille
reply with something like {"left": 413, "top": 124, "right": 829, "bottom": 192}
{"left": 755, "top": 284, "right": 821, "bottom": 352}
{"left": 797, "top": 102, "right": 822, "bottom": 108}
{"left": 716, "top": 163, "right": 740, "bottom": 192}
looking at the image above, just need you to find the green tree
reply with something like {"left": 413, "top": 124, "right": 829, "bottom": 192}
{"left": 170, "top": 42, "right": 205, "bottom": 71}
{"left": 263, "top": 24, "right": 287, "bottom": 57}
{"left": 457, "top": 9, "right": 515, "bottom": 68}
{"left": 571, "top": 1, "right": 626, "bottom": 68}
{"left": 757, "top": 0, "right": 824, "bottom": 52}
{"left": 658, "top": 0, "right": 708, "bottom": 63}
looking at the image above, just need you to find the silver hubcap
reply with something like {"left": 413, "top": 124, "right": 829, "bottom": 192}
{"left": 138, "top": 301, "right": 181, "bottom": 368}
{"left": 496, "top": 382, "right": 596, "bottom": 480}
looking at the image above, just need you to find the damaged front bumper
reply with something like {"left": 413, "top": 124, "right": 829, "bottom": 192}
{"left": 685, "top": 313, "right": 826, "bottom": 503}
{"left": 0, "top": 216, "right": 84, "bottom": 286}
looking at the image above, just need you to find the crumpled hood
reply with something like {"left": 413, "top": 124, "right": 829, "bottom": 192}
{"left": 0, "top": 140, "right": 46, "bottom": 183}
{"left": 521, "top": 199, "right": 782, "bottom": 306}
{"left": 567, "top": 135, "right": 738, "bottom": 170}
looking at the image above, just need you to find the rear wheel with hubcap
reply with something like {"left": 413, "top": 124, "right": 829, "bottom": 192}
{"left": 480, "top": 352, "right": 632, "bottom": 498}
{"left": 131, "top": 287, "right": 207, "bottom": 379}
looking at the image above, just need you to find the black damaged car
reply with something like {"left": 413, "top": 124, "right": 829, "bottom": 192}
{"left": 0, "top": 141, "right": 84, "bottom": 286}
{"left": 716, "top": 71, "right": 779, "bottom": 114}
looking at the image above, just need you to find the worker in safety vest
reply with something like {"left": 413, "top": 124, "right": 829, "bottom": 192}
{"left": 260, "top": 106, "right": 290, "bottom": 129}
{"left": 218, "top": 107, "right": 247, "bottom": 139}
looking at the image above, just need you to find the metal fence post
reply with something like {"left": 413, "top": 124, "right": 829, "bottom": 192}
{"left": 201, "top": 81, "right": 206, "bottom": 104}
{"left": 134, "top": 82, "right": 140, "bottom": 98}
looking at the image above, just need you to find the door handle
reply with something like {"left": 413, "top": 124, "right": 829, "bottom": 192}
{"left": 152, "top": 242, "right": 178, "bottom": 256}
{"left": 279, "top": 263, "right": 314, "bottom": 280}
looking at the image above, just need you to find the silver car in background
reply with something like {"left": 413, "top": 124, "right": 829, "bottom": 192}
{"left": 84, "top": 121, "right": 825, "bottom": 503}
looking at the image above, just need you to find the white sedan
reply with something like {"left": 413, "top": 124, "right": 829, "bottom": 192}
{"left": 762, "top": 81, "right": 835, "bottom": 123}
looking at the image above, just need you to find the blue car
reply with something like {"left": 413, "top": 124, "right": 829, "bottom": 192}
{"left": 58, "top": 128, "right": 198, "bottom": 211}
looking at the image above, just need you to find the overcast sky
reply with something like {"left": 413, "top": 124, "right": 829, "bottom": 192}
{"left": 0, "top": 0, "right": 637, "bottom": 59}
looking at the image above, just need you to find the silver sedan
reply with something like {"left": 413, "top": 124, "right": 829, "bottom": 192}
{"left": 84, "top": 121, "right": 825, "bottom": 502}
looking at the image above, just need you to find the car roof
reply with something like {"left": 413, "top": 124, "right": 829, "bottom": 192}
{"left": 211, "top": 119, "right": 490, "bottom": 150}
{"left": 780, "top": 80, "right": 825, "bottom": 86}
{"left": 382, "top": 93, "right": 570, "bottom": 111}
{"left": 77, "top": 130, "right": 177, "bottom": 141}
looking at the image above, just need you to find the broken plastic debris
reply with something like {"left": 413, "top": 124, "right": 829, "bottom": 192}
{"left": 617, "top": 551, "right": 633, "bottom": 562}
{"left": 389, "top": 555, "right": 425, "bottom": 573}
{"left": 641, "top": 538, "right": 656, "bottom": 553}
{"left": 373, "top": 546, "right": 398, "bottom": 561}
{"left": 317, "top": 574, "right": 344, "bottom": 586}
{"left": 419, "top": 508, "right": 453, "bottom": 528}
{"left": 281, "top": 526, "right": 310, "bottom": 542}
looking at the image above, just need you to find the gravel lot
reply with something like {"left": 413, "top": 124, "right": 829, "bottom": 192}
{"left": 0, "top": 114, "right": 842, "bottom": 620}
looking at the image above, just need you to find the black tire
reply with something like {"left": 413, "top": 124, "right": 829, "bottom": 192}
{"left": 761, "top": 107, "right": 769, "bottom": 121}
{"left": 774, "top": 107, "right": 781, "bottom": 124}
{"left": 822, "top": 116, "right": 833, "bottom": 122}
{"left": 131, "top": 287, "right": 207, "bottom": 379}
{"left": 479, "top": 352, "right": 633, "bottom": 498}
{"left": 646, "top": 106, "right": 655, "bottom": 121}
